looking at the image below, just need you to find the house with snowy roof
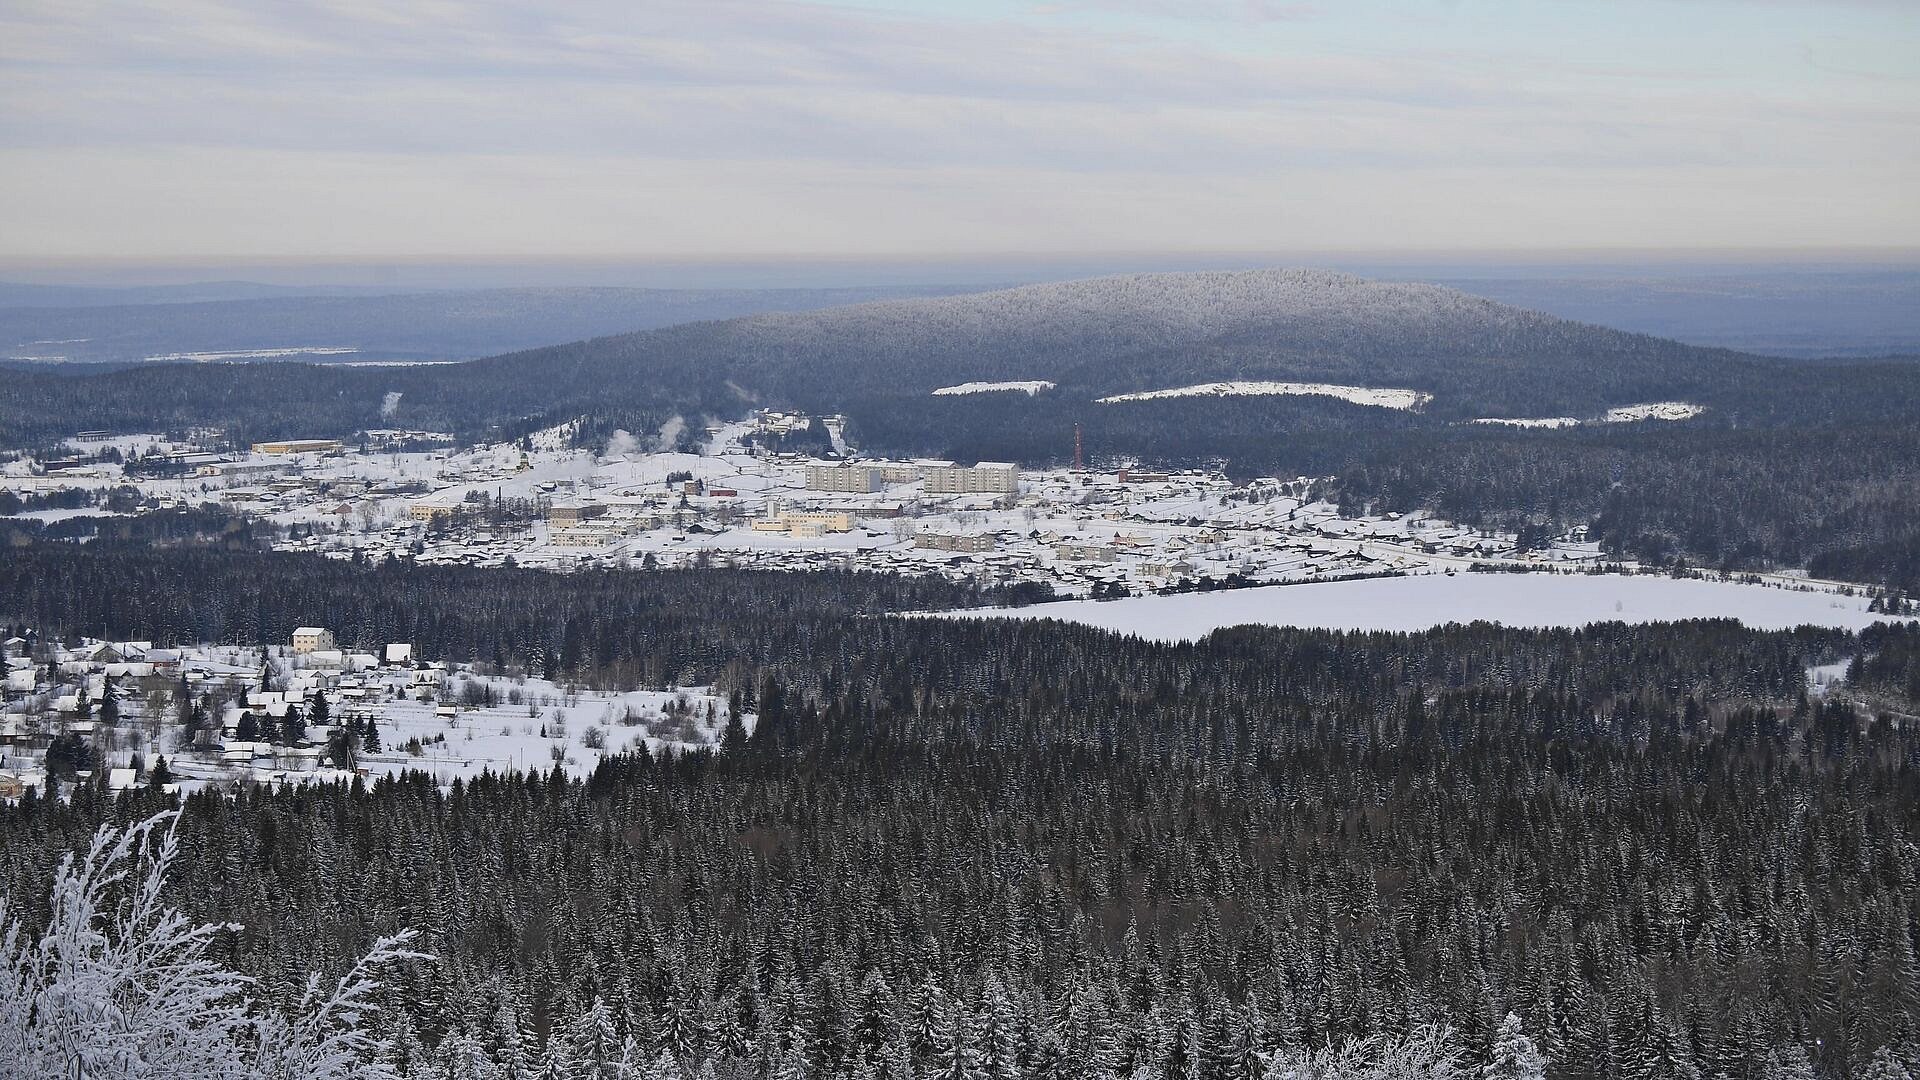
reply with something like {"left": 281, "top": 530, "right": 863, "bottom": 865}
{"left": 291, "top": 627, "right": 336, "bottom": 655}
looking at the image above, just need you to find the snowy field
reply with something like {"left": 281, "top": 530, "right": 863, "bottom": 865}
{"left": 1096, "top": 381, "right": 1431, "bottom": 410}
{"left": 350, "top": 683, "right": 742, "bottom": 785}
{"left": 929, "top": 572, "right": 1907, "bottom": 641}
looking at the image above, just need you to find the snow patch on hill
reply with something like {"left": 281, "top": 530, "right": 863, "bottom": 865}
{"left": 1470, "top": 416, "right": 1581, "bottom": 429}
{"left": 932, "top": 380, "right": 1056, "bottom": 396}
{"left": 1097, "top": 381, "right": 1431, "bottom": 411}
{"left": 1605, "top": 401, "right": 1706, "bottom": 422}
{"left": 525, "top": 418, "right": 583, "bottom": 452}
{"left": 1472, "top": 401, "right": 1705, "bottom": 428}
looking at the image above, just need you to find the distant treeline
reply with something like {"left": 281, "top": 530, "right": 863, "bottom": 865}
{"left": 0, "top": 542, "right": 1053, "bottom": 688}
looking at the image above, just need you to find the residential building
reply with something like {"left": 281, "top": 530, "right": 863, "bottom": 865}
{"left": 291, "top": 627, "right": 336, "bottom": 655}
{"left": 915, "top": 532, "right": 997, "bottom": 553}
{"left": 805, "top": 464, "right": 881, "bottom": 493}
{"left": 922, "top": 462, "right": 1019, "bottom": 495}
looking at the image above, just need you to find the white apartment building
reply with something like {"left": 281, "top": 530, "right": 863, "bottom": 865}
{"left": 805, "top": 463, "right": 881, "bottom": 493}
{"left": 922, "top": 462, "right": 1019, "bottom": 495}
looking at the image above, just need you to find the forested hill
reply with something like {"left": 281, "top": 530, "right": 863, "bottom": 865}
{"left": 0, "top": 269, "right": 1768, "bottom": 445}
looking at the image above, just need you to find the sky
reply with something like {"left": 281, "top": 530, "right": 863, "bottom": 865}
{"left": 1, "top": 0, "right": 1916, "bottom": 261}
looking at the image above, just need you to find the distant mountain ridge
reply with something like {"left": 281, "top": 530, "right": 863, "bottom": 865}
{"left": 478, "top": 268, "right": 1759, "bottom": 421}
{"left": 0, "top": 268, "right": 1797, "bottom": 442}
{"left": 0, "top": 283, "right": 990, "bottom": 365}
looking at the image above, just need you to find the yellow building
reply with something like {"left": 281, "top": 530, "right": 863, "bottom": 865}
{"left": 251, "top": 439, "right": 343, "bottom": 455}
{"left": 780, "top": 511, "right": 854, "bottom": 533}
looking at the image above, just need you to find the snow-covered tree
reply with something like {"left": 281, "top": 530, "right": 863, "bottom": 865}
{"left": 1260, "top": 1025, "right": 1466, "bottom": 1080}
{"left": 0, "top": 811, "right": 426, "bottom": 1080}
{"left": 1481, "top": 1014, "right": 1546, "bottom": 1080}
{"left": 1761, "top": 1043, "right": 1819, "bottom": 1080}
{"left": 1861, "top": 1047, "right": 1915, "bottom": 1080}
{"left": 569, "top": 996, "right": 623, "bottom": 1080}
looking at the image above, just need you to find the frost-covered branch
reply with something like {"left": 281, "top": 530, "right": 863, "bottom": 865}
{"left": 0, "top": 811, "right": 429, "bottom": 1080}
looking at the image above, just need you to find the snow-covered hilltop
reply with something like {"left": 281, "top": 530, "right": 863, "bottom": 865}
{"left": 1097, "top": 381, "right": 1431, "bottom": 411}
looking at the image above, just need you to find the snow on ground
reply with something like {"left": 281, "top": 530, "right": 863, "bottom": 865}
{"left": 930, "top": 572, "right": 1905, "bottom": 642}
{"left": 1097, "top": 381, "right": 1431, "bottom": 411}
{"left": 12, "top": 508, "right": 129, "bottom": 524}
{"left": 1806, "top": 658, "right": 1854, "bottom": 696}
{"left": 525, "top": 418, "right": 584, "bottom": 452}
{"left": 62, "top": 433, "right": 177, "bottom": 457}
{"left": 351, "top": 679, "right": 746, "bottom": 786}
{"left": 932, "top": 381, "right": 1056, "bottom": 396}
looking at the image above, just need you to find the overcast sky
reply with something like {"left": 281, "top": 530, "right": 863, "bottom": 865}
{"left": 2, "top": 0, "right": 1916, "bottom": 260}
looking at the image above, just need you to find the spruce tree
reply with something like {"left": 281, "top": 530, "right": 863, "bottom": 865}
{"left": 1483, "top": 1013, "right": 1547, "bottom": 1080}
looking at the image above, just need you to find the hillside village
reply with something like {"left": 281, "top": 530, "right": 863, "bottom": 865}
{"left": 0, "top": 624, "right": 746, "bottom": 801}
{"left": 0, "top": 411, "right": 1611, "bottom": 598}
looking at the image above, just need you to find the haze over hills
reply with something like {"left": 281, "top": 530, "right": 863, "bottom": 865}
{"left": 0, "top": 283, "right": 990, "bottom": 365}
{"left": 11, "top": 259, "right": 1918, "bottom": 363}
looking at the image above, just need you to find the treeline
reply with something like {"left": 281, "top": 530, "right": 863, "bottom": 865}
{"left": 0, "top": 543, "right": 1053, "bottom": 687}
{"left": 2, "top": 613, "right": 1917, "bottom": 1077}
{"left": 0, "top": 541, "right": 1863, "bottom": 701}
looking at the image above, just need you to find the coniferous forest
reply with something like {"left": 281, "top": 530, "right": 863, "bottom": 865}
{"left": 3, "top": 539, "right": 1919, "bottom": 1078}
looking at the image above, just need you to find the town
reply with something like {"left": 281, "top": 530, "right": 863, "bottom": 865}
{"left": 0, "top": 623, "right": 747, "bottom": 800}
{"left": 0, "top": 410, "right": 1608, "bottom": 598}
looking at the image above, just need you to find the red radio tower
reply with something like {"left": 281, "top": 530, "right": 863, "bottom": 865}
{"left": 1073, "top": 423, "right": 1084, "bottom": 471}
